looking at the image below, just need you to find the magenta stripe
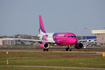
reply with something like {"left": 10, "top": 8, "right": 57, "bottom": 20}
{"left": 39, "top": 15, "right": 46, "bottom": 33}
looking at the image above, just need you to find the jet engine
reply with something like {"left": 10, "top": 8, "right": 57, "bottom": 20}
{"left": 74, "top": 43, "right": 83, "bottom": 49}
{"left": 40, "top": 42, "right": 49, "bottom": 49}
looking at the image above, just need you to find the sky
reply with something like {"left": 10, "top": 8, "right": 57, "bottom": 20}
{"left": 0, "top": 0, "right": 105, "bottom": 36}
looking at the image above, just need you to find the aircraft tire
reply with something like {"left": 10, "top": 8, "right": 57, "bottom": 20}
{"left": 46, "top": 49, "right": 48, "bottom": 51}
{"left": 66, "top": 48, "right": 69, "bottom": 51}
{"left": 43, "top": 49, "right": 48, "bottom": 51}
{"left": 43, "top": 49, "right": 45, "bottom": 51}
{"left": 69, "top": 49, "right": 72, "bottom": 51}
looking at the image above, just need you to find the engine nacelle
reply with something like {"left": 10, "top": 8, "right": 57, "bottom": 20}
{"left": 74, "top": 43, "right": 83, "bottom": 49}
{"left": 40, "top": 42, "right": 49, "bottom": 49}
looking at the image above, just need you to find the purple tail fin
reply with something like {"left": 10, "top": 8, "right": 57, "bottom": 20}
{"left": 39, "top": 15, "right": 46, "bottom": 33}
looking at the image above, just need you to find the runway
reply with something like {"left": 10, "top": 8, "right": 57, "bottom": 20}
{"left": 0, "top": 47, "right": 105, "bottom": 50}
{"left": 0, "top": 49, "right": 104, "bottom": 55}
{"left": 0, "top": 65, "right": 105, "bottom": 70}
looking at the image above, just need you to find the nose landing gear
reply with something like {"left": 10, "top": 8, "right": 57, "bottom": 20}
{"left": 66, "top": 45, "right": 72, "bottom": 51}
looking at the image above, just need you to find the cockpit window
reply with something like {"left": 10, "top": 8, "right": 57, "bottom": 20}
{"left": 68, "top": 36, "right": 76, "bottom": 38}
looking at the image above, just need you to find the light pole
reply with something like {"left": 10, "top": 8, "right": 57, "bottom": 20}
{"left": 63, "top": 29, "right": 65, "bottom": 32}
{"left": 76, "top": 28, "right": 77, "bottom": 36}
{"left": 53, "top": 29, "right": 55, "bottom": 32}
{"left": 84, "top": 28, "right": 87, "bottom": 39}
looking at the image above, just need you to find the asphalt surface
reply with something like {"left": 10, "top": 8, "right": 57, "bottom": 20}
{"left": 0, "top": 49, "right": 104, "bottom": 55}
{"left": 1, "top": 47, "right": 105, "bottom": 49}
{"left": 0, "top": 65, "right": 105, "bottom": 70}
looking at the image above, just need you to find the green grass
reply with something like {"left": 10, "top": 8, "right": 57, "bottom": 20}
{"left": 0, "top": 51, "right": 105, "bottom": 69}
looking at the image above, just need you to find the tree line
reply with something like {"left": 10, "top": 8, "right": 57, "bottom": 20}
{"left": 0, "top": 34, "right": 81, "bottom": 40}
{"left": 0, "top": 34, "right": 39, "bottom": 39}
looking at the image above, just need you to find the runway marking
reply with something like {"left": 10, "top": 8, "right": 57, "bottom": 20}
{"left": 0, "top": 65, "right": 105, "bottom": 70}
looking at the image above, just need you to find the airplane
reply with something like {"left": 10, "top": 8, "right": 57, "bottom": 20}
{"left": 33, "top": 15, "right": 83, "bottom": 51}
{"left": 16, "top": 15, "right": 84, "bottom": 51}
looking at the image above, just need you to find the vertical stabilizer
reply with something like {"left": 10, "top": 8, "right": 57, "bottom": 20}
{"left": 39, "top": 15, "right": 46, "bottom": 34}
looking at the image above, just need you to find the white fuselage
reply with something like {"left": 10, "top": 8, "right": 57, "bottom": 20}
{"left": 38, "top": 33, "right": 55, "bottom": 43}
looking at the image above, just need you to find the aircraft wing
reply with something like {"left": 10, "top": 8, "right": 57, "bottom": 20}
{"left": 15, "top": 38, "right": 42, "bottom": 42}
{"left": 78, "top": 38, "right": 102, "bottom": 42}
{"left": 42, "top": 40, "right": 55, "bottom": 43}
{"left": 15, "top": 38, "right": 55, "bottom": 43}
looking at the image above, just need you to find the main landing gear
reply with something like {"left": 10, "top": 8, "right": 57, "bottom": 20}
{"left": 43, "top": 49, "right": 49, "bottom": 51}
{"left": 66, "top": 45, "right": 72, "bottom": 51}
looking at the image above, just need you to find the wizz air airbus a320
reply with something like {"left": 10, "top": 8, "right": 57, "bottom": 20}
{"left": 37, "top": 15, "right": 83, "bottom": 51}
{"left": 19, "top": 15, "right": 84, "bottom": 51}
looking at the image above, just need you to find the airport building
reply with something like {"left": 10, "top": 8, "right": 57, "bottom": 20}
{"left": 92, "top": 30, "right": 105, "bottom": 45}
{"left": 81, "top": 36, "right": 96, "bottom": 40}
{"left": 0, "top": 38, "right": 33, "bottom": 46}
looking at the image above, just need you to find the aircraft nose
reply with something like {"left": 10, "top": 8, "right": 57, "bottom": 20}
{"left": 72, "top": 39, "right": 77, "bottom": 44}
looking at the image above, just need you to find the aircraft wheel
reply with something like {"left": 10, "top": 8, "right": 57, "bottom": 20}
{"left": 43, "top": 49, "right": 45, "bottom": 51}
{"left": 46, "top": 49, "right": 48, "bottom": 51}
{"left": 43, "top": 49, "right": 48, "bottom": 51}
{"left": 66, "top": 48, "right": 69, "bottom": 51}
{"left": 69, "top": 49, "right": 72, "bottom": 51}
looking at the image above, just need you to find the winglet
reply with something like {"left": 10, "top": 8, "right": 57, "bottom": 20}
{"left": 39, "top": 15, "right": 46, "bottom": 34}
